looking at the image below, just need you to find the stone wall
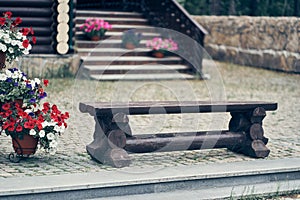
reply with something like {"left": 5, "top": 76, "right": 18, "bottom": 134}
{"left": 193, "top": 16, "right": 300, "bottom": 73}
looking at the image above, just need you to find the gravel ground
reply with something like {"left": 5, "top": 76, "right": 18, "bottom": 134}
{"left": 0, "top": 61, "right": 299, "bottom": 179}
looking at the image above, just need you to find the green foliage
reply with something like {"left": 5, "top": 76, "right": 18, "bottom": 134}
{"left": 177, "top": 0, "right": 300, "bottom": 16}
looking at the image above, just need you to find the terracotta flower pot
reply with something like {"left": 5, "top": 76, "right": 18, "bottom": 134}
{"left": 12, "top": 135, "right": 38, "bottom": 156}
{"left": 152, "top": 50, "right": 165, "bottom": 58}
{"left": 0, "top": 51, "right": 6, "bottom": 69}
{"left": 124, "top": 43, "right": 136, "bottom": 50}
{"left": 90, "top": 35, "right": 101, "bottom": 41}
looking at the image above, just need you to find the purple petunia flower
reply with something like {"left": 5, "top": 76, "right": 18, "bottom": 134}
{"left": 29, "top": 98, "right": 36, "bottom": 103}
{"left": 39, "top": 92, "right": 47, "bottom": 99}
{"left": 26, "top": 84, "right": 32, "bottom": 89}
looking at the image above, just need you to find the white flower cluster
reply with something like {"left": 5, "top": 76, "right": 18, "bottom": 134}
{"left": 0, "top": 29, "right": 32, "bottom": 62}
{"left": 0, "top": 68, "right": 26, "bottom": 80}
{"left": 27, "top": 118, "right": 67, "bottom": 155}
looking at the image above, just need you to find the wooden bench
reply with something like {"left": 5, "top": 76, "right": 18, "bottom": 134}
{"left": 79, "top": 101, "right": 277, "bottom": 168}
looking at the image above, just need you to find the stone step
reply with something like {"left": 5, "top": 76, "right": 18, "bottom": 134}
{"left": 83, "top": 64, "right": 191, "bottom": 75}
{"left": 75, "top": 31, "right": 160, "bottom": 41}
{"left": 90, "top": 73, "right": 195, "bottom": 81}
{"left": 76, "top": 39, "right": 151, "bottom": 48}
{"left": 76, "top": 48, "right": 152, "bottom": 56}
{"left": 76, "top": 10, "right": 144, "bottom": 18}
{"left": 81, "top": 56, "right": 183, "bottom": 65}
{"left": 76, "top": 16, "right": 148, "bottom": 25}
{"left": 75, "top": 24, "right": 156, "bottom": 32}
{"left": 0, "top": 158, "right": 298, "bottom": 199}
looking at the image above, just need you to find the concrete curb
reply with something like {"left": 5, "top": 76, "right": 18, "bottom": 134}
{"left": 0, "top": 158, "right": 299, "bottom": 199}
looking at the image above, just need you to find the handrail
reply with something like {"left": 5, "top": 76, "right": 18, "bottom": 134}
{"left": 171, "top": 0, "right": 208, "bottom": 36}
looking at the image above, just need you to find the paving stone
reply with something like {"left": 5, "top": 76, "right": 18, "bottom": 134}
{"left": 0, "top": 61, "right": 299, "bottom": 179}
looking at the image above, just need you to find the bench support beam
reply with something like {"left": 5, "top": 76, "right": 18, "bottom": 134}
{"left": 229, "top": 107, "right": 270, "bottom": 158}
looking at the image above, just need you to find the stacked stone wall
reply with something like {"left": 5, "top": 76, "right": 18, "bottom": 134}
{"left": 193, "top": 16, "right": 300, "bottom": 73}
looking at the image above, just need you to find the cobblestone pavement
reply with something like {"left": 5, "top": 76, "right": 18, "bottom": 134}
{"left": 0, "top": 61, "right": 299, "bottom": 179}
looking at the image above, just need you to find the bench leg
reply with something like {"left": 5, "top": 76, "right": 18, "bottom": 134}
{"left": 228, "top": 107, "right": 270, "bottom": 158}
{"left": 86, "top": 115, "right": 131, "bottom": 168}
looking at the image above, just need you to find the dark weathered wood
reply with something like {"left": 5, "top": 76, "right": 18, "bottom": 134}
{"left": 79, "top": 101, "right": 278, "bottom": 116}
{"left": 249, "top": 123, "right": 264, "bottom": 140}
{"left": 125, "top": 131, "right": 246, "bottom": 153}
{"left": 112, "top": 112, "right": 129, "bottom": 123}
{"left": 107, "top": 130, "right": 127, "bottom": 148}
{"left": 103, "top": 148, "right": 131, "bottom": 168}
{"left": 0, "top": 0, "right": 53, "bottom": 7}
{"left": 229, "top": 113, "right": 251, "bottom": 132}
{"left": 31, "top": 45, "right": 56, "bottom": 54}
{"left": 0, "top": 7, "right": 53, "bottom": 17}
{"left": 19, "top": 17, "right": 53, "bottom": 27}
{"left": 250, "top": 107, "right": 266, "bottom": 123}
{"left": 86, "top": 119, "right": 130, "bottom": 167}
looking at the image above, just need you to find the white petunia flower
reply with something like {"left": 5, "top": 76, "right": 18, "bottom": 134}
{"left": 39, "top": 130, "right": 45, "bottom": 138}
{"left": 0, "top": 73, "right": 7, "bottom": 81}
{"left": 49, "top": 140, "right": 58, "bottom": 148}
{"left": 4, "top": 37, "right": 11, "bottom": 44}
{"left": 34, "top": 78, "right": 41, "bottom": 85}
{"left": 48, "top": 148, "right": 57, "bottom": 155}
{"left": 0, "top": 43, "right": 7, "bottom": 52}
{"left": 11, "top": 40, "right": 18, "bottom": 46}
{"left": 46, "top": 133, "right": 55, "bottom": 140}
{"left": 29, "top": 129, "right": 36, "bottom": 136}
{"left": 5, "top": 69, "right": 12, "bottom": 77}
{"left": 8, "top": 47, "right": 14, "bottom": 53}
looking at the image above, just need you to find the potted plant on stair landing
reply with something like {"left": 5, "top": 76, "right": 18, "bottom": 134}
{"left": 121, "top": 30, "right": 142, "bottom": 49}
{"left": 79, "top": 18, "right": 112, "bottom": 41}
{"left": 146, "top": 37, "right": 178, "bottom": 58}
{"left": 0, "top": 11, "right": 36, "bottom": 69}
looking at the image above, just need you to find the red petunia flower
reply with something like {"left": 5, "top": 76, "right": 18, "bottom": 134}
{"left": 24, "top": 121, "right": 35, "bottom": 129}
{"left": 21, "top": 27, "right": 30, "bottom": 36}
{"left": 16, "top": 125, "right": 23, "bottom": 132}
{"left": 2, "top": 121, "right": 10, "bottom": 130}
{"left": 22, "top": 39, "right": 30, "bottom": 48}
{"left": 43, "top": 79, "right": 49, "bottom": 87}
{"left": 0, "top": 17, "right": 5, "bottom": 26}
{"left": 4, "top": 11, "right": 12, "bottom": 19}
{"left": 2, "top": 103, "right": 10, "bottom": 111}
{"left": 29, "top": 27, "right": 34, "bottom": 35}
{"left": 32, "top": 36, "right": 37, "bottom": 44}
{"left": 13, "top": 17, "right": 22, "bottom": 25}
{"left": 8, "top": 123, "right": 15, "bottom": 132}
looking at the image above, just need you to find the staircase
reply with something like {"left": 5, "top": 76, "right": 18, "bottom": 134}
{"left": 75, "top": 10, "right": 195, "bottom": 81}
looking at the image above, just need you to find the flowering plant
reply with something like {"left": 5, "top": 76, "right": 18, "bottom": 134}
{"left": 121, "top": 30, "right": 142, "bottom": 48}
{"left": 0, "top": 68, "right": 48, "bottom": 105}
{"left": 0, "top": 11, "right": 36, "bottom": 63}
{"left": 146, "top": 37, "right": 178, "bottom": 52}
{"left": 79, "top": 18, "right": 112, "bottom": 39}
{"left": 0, "top": 101, "right": 69, "bottom": 154}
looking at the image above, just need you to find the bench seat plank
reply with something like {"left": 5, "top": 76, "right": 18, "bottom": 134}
{"left": 80, "top": 101, "right": 277, "bottom": 115}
